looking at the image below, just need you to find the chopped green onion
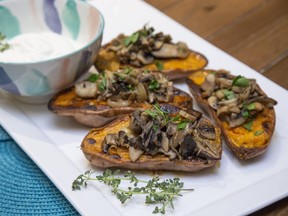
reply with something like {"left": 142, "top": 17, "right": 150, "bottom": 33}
{"left": 242, "top": 110, "right": 250, "bottom": 118}
{"left": 223, "top": 89, "right": 235, "bottom": 100}
{"left": 254, "top": 130, "right": 264, "bottom": 136}
{"left": 123, "top": 32, "right": 139, "bottom": 47}
{"left": 177, "top": 121, "right": 188, "bottom": 130}
{"left": 87, "top": 74, "right": 99, "bottom": 82}
{"left": 155, "top": 60, "right": 164, "bottom": 71}
{"left": 149, "top": 80, "right": 160, "bottom": 91}
{"left": 243, "top": 121, "right": 253, "bottom": 131}
{"left": 124, "top": 67, "right": 132, "bottom": 74}
{"left": 232, "top": 75, "right": 249, "bottom": 87}
{"left": 98, "top": 74, "right": 106, "bottom": 92}
{"left": 247, "top": 103, "right": 256, "bottom": 110}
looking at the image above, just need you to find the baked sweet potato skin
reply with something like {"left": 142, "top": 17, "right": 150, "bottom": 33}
{"left": 95, "top": 41, "right": 208, "bottom": 80}
{"left": 48, "top": 87, "right": 193, "bottom": 128}
{"left": 81, "top": 115, "right": 222, "bottom": 172}
{"left": 187, "top": 70, "right": 276, "bottom": 160}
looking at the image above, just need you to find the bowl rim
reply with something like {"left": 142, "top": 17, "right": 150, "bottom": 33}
{"left": 0, "top": 0, "right": 105, "bottom": 65}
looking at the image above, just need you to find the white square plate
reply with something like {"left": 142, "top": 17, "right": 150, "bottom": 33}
{"left": 1, "top": 0, "right": 288, "bottom": 215}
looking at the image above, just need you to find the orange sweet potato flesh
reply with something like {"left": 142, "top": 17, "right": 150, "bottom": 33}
{"left": 187, "top": 70, "right": 276, "bottom": 160}
{"left": 81, "top": 115, "right": 222, "bottom": 172}
{"left": 48, "top": 87, "right": 192, "bottom": 128}
{"left": 95, "top": 42, "right": 208, "bottom": 80}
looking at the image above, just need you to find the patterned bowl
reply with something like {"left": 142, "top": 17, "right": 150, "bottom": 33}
{"left": 0, "top": 0, "right": 104, "bottom": 103}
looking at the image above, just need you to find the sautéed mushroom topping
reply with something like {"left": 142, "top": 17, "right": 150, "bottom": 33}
{"left": 108, "top": 26, "right": 190, "bottom": 67}
{"left": 101, "top": 105, "right": 220, "bottom": 162}
{"left": 75, "top": 69, "right": 174, "bottom": 106}
{"left": 200, "top": 70, "right": 277, "bottom": 128}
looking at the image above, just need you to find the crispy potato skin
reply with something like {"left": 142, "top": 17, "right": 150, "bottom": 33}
{"left": 48, "top": 87, "right": 192, "bottom": 128}
{"left": 81, "top": 115, "right": 222, "bottom": 172}
{"left": 95, "top": 41, "right": 208, "bottom": 80}
{"left": 187, "top": 70, "right": 276, "bottom": 160}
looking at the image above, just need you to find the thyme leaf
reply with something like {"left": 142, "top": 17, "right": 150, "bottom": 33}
{"left": 144, "top": 105, "right": 192, "bottom": 131}
{"left": 72, "top": 169, "right": 193, "bottom": 214}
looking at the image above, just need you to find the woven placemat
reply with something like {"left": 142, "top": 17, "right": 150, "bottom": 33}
{"left": 0, "top": 126, "right": 79, "bottom": 215}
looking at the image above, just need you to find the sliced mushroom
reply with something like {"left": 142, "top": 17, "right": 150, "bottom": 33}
{"left": 198, "top": 123, "right": 216, "bottom": 140}
{"left": 217, "top": 105, "right": 241, "bottom": 117}
{"left": 218, "top": 97, "right": 238, "bottom": 106}
{"left": 207, "top": 96, "right": 218, "bottom": 110}
{"left": 217, "top": 77, "right": 233, "bottom": 89}
{"left": 238, "top": 86, "right": 252, "bottom": 103}
{"left": 161, "top": 132, "right": 170, "bottom": 152}
{"left": 137, "top": 51, "right": 154, "bottom": 65}
{"left": 186, "top": 109, "right": 203, "bottom": 120}
{"left": 158, "top": 148, "right": 177, "bottom": 160}
{"left": 166, "top": 123, "right": 178, "bottom": 137}
{"left": 136, "top": 83, "right": 148, "bottom": 102}
{"left": 228, "top": 114, "right": 246, "bottom": 128}
{"left": 215, "top": 89, "right": 226, "bottom": 100}
{"left": 179, "top": 110, "right": 198, "bottom": 122}
{"left": 129, "top": 146, "right": 144, "bottom": 162}
{"left": 201, "top": 74, "right": 216, "bottom": 97}
{"left": 151, "top": 43, "right": 189, "bottom": 59}
{"left": 75, "top": 81, "right": 98, "bottom": 98}
{"left": 129, "top": 109, "right": 148, "bottom": 134}
{"left": 153, "top": 40, "right": 164, "bottom": 50}
{"left": 145, "top": 129, "right": 160, "bottom": 156}
{"left": 166, "top": 81, "right": 174, "bottom": 102}
{"left": 101, "top": 133, "right": 118, "bottom": 154}
{"left": 193, "top": 135, "right": 220, "bottom": 159}
{"left": 179, "top": 134, "right": 197, "bottom": 160}
{"left": 246, "top": 96, "right": 277, "bottom": 108}
{"left": 118, "top": 131, "right": 130, "bottom": 147}
{"left": 254, "top": 102, "right": 264, "bottom": 111}
{"left": 231, "top": 86, "right": 245, "bottom": 94}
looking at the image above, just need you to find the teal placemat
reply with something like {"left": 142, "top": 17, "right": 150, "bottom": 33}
{"left": 0, "top": 126, "right": 79, "bottom": 215}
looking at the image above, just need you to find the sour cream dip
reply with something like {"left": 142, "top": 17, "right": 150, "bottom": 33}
{"left": 0, "top": 32, "right": 82, "bottom": 63}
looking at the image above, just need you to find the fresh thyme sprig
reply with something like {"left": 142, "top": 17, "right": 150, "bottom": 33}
{"left": 0, "top": 33, "right": 10, "bottom": 52}
{"left": 144, "top": 104, "right": 193, "bottom": 130}
{"left": 72, "top": 169, "right": 193, "bottom": 214}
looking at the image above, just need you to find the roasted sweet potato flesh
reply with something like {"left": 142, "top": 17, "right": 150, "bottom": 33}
{"left": 81, "top": 110, "right": 222, "bottom": 172}
{"left": 95, "top": 46, "right": 208, "bottom": 80}
{"left": 187, "top": 70, "right": 276, "bottom": 160}
{"left": 48, "top": 87, "right": 192, "bottom": 128}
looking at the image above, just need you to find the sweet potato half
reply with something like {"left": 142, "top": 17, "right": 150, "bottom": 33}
{"left": 95, "top": 26, "right": 208, "bottom": 80}
{"left": 81, "top": 105, "right": 222, "bottom": 172}
{"left": 187, "top": 70, "right": 277, "bottom": 160}
{"left": 48, "top": 86, "right": 192, "bottom": 128}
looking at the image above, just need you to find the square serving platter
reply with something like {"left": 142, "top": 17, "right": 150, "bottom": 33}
{"left": 1, "top": 0, "right": 288, "bottom": 215}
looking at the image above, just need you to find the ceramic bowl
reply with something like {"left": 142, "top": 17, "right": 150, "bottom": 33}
{"left": 0, "top": 0, "right": 104, "bottom": 103}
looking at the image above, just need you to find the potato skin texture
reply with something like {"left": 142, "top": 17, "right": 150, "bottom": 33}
{"left": 81, "top": 115, "right": 222, "bottom": 172}
{"left": 48, "top": 87, "right": 193, "bottom": 128}
{"left": 187, "top": 70, "right": 276, "bottom": 160}
{"left": 95, "top": 41, "right": 208, "bottom": 80}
